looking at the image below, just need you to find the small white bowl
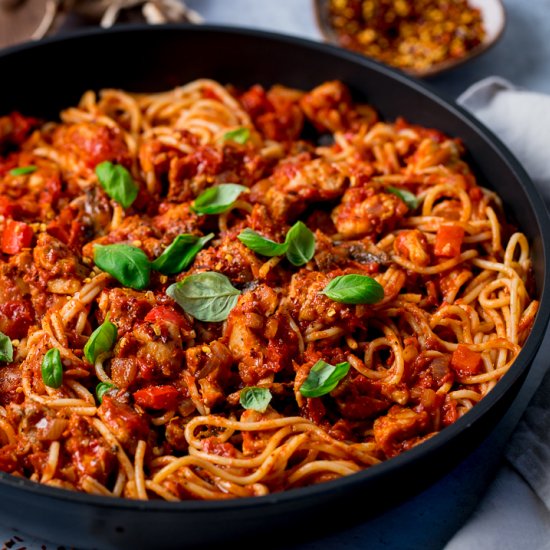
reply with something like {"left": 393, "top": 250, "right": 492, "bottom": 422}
{"left": 314, "top": 0, "right": 506, "bottom": 78}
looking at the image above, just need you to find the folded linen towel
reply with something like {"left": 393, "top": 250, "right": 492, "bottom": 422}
{"left": 457, "top": 76, "right": 550, "bottom": 200}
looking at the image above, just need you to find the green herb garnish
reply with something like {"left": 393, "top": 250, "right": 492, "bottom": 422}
{"left": 10, "top": 165, "right": 37, "bottom": 176}
{"left": 96, "top": 381, "right": 117, "bottom": 403}
{"left": 223, "top": 127, "right": 250, "bottom": 144}
{"left": 167, "top": 272, "right": 241, "bottom": 322}
{"left": 95, "top": 161, "right": 139, "bottom": 209}
{"left": 0, "top": 332, "right": 13, "bottom": 363}
{"left": 41, "top": 348, "right": 63, "bottom": 389}
{"left": 94, "top": 243, "right": 151, "bottom": 290}
{"left": 387, "top": 186, "right": 419, "bottom": 210}
{"left": 151, "top": 233, "right": 214, "bottom": 275}
{"left": 191, "top": 184, "right": 248, "bottom": 215}
{"left": 84, "top": 319, "right": 118, "bottom": 364}
{"left": 237, "top": 221, "right": 316, "bottom": 267}
{"left": 239, "top": 387, "right": 272, "bottom": 412}
{"left": 299, "top": 360, "right": 350, "bottom": 398}
{"left": 321, "top": 274, "right": 384, "bottom": 304}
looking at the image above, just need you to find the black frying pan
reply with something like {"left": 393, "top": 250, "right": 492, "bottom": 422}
{"left": 0, "top": 24, "right": 549, "bottom": 550}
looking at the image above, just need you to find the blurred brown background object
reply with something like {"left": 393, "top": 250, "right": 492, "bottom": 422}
{"left": 0, "top": 0, "right": 202, "bottom": 49}
{"left": 0, "top": 0, "right": 50, "bottom": 48}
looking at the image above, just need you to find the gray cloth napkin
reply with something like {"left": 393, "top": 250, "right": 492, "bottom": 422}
{"left": 445, "top": 77, "right": 550, "bottom": 549}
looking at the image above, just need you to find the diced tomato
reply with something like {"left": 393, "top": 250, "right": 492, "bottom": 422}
{"left": 239, "top": 85, "right": 272, "bottom": 118}
{"left": 38, "top": 175, "right": 62, "bottom": 207}
{"left": 441, "top": 398, "right": 459, "bottom": 427}
{"left": 469, "top": 187, "right": 483, "bottom": 201}
{"left": 434, "top": 225, "right": 464, "bottom": 257}
{"left": 144, "top": 306, "right": 189, "bottom": 329}
{"left": 301, "top": 397, "right": 326, "bottom": 425}
{"left": 202, "top": 88, "right": 221, "bottom": 101}
{"left": 1, "top": 219, "right": 33, "bottom": 255}
{"left": 45, "top": 205, "right": 85, "bottom": 249}
{"left": 0, "top": 444, "right": 19, "bottom": 473}
{"left": 201, "top": 436, "right": 237, "bottom": 457}
{"left": 0, "top": 197, "right": 15, "bottom": 217}
{"left": 450, "top": 344, "right": 482, "bottom": 377}
{"left": 133, "top": 385, "right": 180, "bottom": 410}
{"left": 0, "top": 299, "right": 34, "bottom": 339}
{"left": 0, "top": 112, "right": 39, "bottom": 149}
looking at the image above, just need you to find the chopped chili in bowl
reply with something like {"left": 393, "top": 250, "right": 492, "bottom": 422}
{"left": 327, "top": 0, "right": 486, "bottom": 73}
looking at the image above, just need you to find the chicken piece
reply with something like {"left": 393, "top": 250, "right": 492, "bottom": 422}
{"left": 0, "top": 112, "right": 39, "bottom": 152}
{"left": 152, "top": 202, "right": 206, "bottom": 242}
{"left": 287, "top": 269, "right": 364, "bottom": 329}
{"left": 373, "top": 406, "right": 431, "bottom": 458}
{"left": 97, "top": 395, "right": 150, "bottom": 454}
{"left": 167, "top": 145, "right": 223, "bottom": 203}
{"left": 0, "top": 251, "right": 50, "bottom": 333}
{"left": 184, "top": 340, "right": 234, "bottom": 410}
{"left": 239, "top": 84, "right": 305, "bottom": 142}
{"left": 0, "top": 365, "right": 23, "bottom": 406}
{"left": 110, "top": 303, "right": 191, "bottom": 389}
{"left": 83, "top": 215, "right": 162, "bottom": 260}
{"left": 33, "top": 233, "right": 89, "bottom": 294}
{"left": 96, "top": 287, "right": 156, "bottom": 336}
{"left": 167, "top": 144, "right": 267, "bottom": 203}
{"left": 226, "top": 284, "right": 298, "bottom": 385}
{"left": 112, "top": 323, "right": 186, "bottom": 388}
{"left": 245, "top": 204, "right": 288, "bottom": 242}
{"left": 190, "top": 229, "right": 264, "bottom": 285}
{"left": 0, "top": 162, "right": 63, "bottom": 221}
{"left": 332, "top": 185, "right": 408, "bottom": 239}
{"left": 48, "top": 187, "right": 112, "bottom": 247}
{"left": 299, "top": 81, "right": 377, "bottom": 133}
{"left": 64, "top": 416, "right": 116, "bottom": 485}
{"left": 251, "top": 155, "right": 348, "bottom": 221}
{"left": 332, "top": 375, "right": 392, "bottom": 421}
{"left": 393, "top": 230, "right": 430, "bottom": 266}
{"left": 138, "top": 130, "right": 199, "bottom": 192}
{"left": 52, "top": 121, "right": 130, "bottom": 172}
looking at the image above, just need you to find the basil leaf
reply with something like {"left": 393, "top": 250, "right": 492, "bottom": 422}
{"left": 96, "top": 381, "right": 117, "bottom": 404}
{"left": 95, "top": 161, "right": 139, "bottom": 209}
{"left": 94, "top": 244, "right": 151, "bottom": 290}
{"left": 299, "top": 360, "right": 350, "bottom": 398}
{"left": 237, "top": 228, "right": 288, "bottom": 257}
{"left": 239, "top": 387, "right": 272, "bottom": 412}
{"left": 151, "top": 233, "right": 214, "bottom": 275}
{"left": 387, "top": 186, "right": 419, "bottom": 210}
{"left": 10, "top": 165, "right": 37, "bottom": 176}
{"left": 285, "top": 221, "right": 315, "bottom": 266}
{"left": 0, "top": 332, "right": 13, "bottom": 363}
{"left": 41, "top": 348, "right": 63, "bottom": 389}
{"left": 84, "top": 319, "right": 118, "bottom": 364}
{"left": 191, "top": 184, "right": 248, "bottom": 215}
{"left": 223, "top": 127, "right": 250, "bottom": 144}
{"left": 167, "top": 272, "right": 240, "bottom": 322}
{"left": 322, "top": 274, "right": 384, "bottom": 304}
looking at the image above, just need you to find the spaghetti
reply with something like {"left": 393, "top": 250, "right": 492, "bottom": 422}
{"left": 0, "top": 79, "right": 538, "bottom": 500}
